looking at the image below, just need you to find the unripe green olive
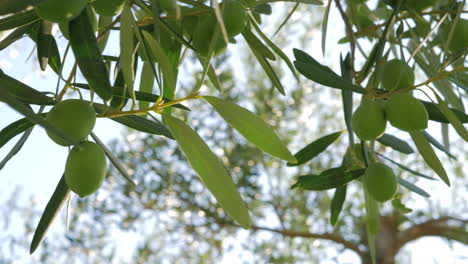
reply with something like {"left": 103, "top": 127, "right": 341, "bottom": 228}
{"left": 45, "top": 99, "right": 96, "bottom": 146}
{"left": 192, "top": 15, "right": 227, "bottom": 57}
{"left": 59, "top": 6, "right": 98, "bottom": 40}
{"left": 65, "top": 141, "right": 107, "bottom": 198}
{"left": 381, "top": 59, "right": 414, "bottom": 91}
{"left": 222, "top": 0, "right": 247, "bottom": 38}
{"left": 363, "top": 162, "right": 397, "bottom": 202}
{"left": 92, "top": 0, "right": 126, "bottom": 17}
{"left": 385, "top": 93, "right": 428, "bottom": 132}
{"left": 351, "top": 99, "right": 387, "bottom": 141}
{"left": 36, "top": 0, "right": 87, "bottom": 23}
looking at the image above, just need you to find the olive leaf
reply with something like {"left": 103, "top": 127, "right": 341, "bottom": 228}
{"left": 204, "top": 96, "right": 296, "bottom": 163}
{"left": 288, "top": 131, "right": 343, "bottom": 166}
{"left": 162, "top": 113, "right": 252, "bottom": 229}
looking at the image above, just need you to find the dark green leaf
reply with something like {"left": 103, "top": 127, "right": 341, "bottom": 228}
{"left": 138, "top": 62, "right": 155, "bottom": 110}
{"left": 163, "top": 113, "right": 252, "bottom": 229}
{"left": 340, "top": 53, "right": 354, "bottom": 144}
{"left": 30, "top": 175, "right": 70, "bottom": 254}
{"left": 321, "top": 0, "right": 332, "bottom": 55}
{"left": 293, "top": 49, "right": 365, "bottom": 94}
{"left": 36, "top": 20, "right": 54, "bottom": 71}
{"left": 250, "top": 45, "right": 285, "bottom": 95}
{"left": 291, "top": 167, "right": 364, "bottom": 190}
{"left": 398, "top": 177, "right": 430, "bottom": 198}
{"left": 0, "top": 115, "right": 40, "bottom": 149}
{"left": 421, "top": 100, "right": 468, "bottom": 123}
{"left": 0, "top": 9, "right": 38, "bottom": 31}
{"left": 69, "top": 9, "right": 113, "bottom": 101}
{"left": 248, "top": 0, "right": 322, "bottom": 6}
{"left": 204, "top": 96, "right": 296, "bottom": 163}
{"left": 0, "top": 22, "right": 37, "bottom": 52}
{"left": 377, "top": 134, "right": 414, "bottom": 154}
{"left": 242, "top": 28, "right": 276, "bottom": 61}
{"left": 0, "top": 70, "right": 54, "bottom": 105}
{"left": 434, "top": 92, "right": 468, "bottom": 142}
{"left": 422, "top": 131, "right": 457, "bottom": 160}
{"left": 252, "top": 4, "right": 272, "bottom": 14}
{"left": 409, "top": 131, "right": 450, "bottom": 186}
{"left": 288, "top": 131, "right": 344, "bottom": 166}
{"left": 330, "top": 185, "right": 347, "bottom": 226}
{"left": 111, "top": 115, "right": 173, "bottom": 139}
{"left": 120, "top": 6, "right": 136, "bottom": 102}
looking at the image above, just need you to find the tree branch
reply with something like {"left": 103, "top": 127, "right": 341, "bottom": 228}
{"left": 396, "top": 216, "right": 468, "bottom": 252}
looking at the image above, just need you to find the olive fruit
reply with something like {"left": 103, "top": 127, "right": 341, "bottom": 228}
{"left": 45, "top": 99, "right": 96, "bottom": 146}
{"left": 222, "top": 0, "right": 247, "bottom": 38}
{"left": 36, "top": 0, "right": 87, "bottom": 23}
{"left": 445, "top": 19, "right": 468, "bottom": 53}
{"left": 381, "top": 59, "right": 414, "bottom": 91}
{"left": 192, "top": 15, "right": 227, "bottom": 57}
{"left": 385, "top": 93, "right": 428, "bottom": 132}
{"left": 363, "top": 162, "right": 397, "bottom": 202}
{"left": 92, "top": 0, "right": 126, "bottom": 17}
{"left": 65, "top": 141, "right": 107, "bottom": 198}
{"left": 351, "top": 99, "right": 387, "bottom": 141}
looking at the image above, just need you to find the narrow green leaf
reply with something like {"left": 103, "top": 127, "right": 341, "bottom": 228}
{"left": 111, "top": 115, "right": 173, "bottom": 139}
{"left": 120, "top": 6, "right": 136, "bottom": 103}
{"left": 377, "top": 134, "right": 414, "bottom": 154}
{"left": 421, "top": 100, "right": 468, "bottom": 123}
{"left": 398, "top": 177, "right": 430, "bottom": 198}
{"left": 248, "top": 14, "right": 297, "bottom": 78}
{"left": 330, "top": 185, "right": 347, "bottom": 226}
{"left": 162, "top": 114, "right": 252, "bottom": 229}
{"left": 0, "top": 70, "right": 54, "bottom": 105}
{"left": 423, "top": 131, "right": 457, "bottom": 160}
{"left": 376, "top": 153, "right": 436, "bottom": 180}
{"left": 36, "top": 20, "right": 54, "bottom": 71}
{"left": 30, "top": 175, "right": 70, "bottom": 254}
{"left": 293, "top": 49, "right": 365, "bottom": 94}
{"left": 434, "top": 93, "right": 468, "bottom": 142}
{"left": 0, "top": 124, "right": 33, "bottom": 170}
{"left": 97, "top": 15, "right": 112, "bottom": 51}
{"left": 69, "top": 9, "right": 113, "bottom": 101}
{"left": 249, "top": 46, "right": 285, "bottom": 95}
{"left": 409, "top": 131, "right": 450, "bottom": 186}
{"left": 242, "top": 28, "right": 276, "bottom": 61}
{"left": 321, "top": 0, "right": 332, "bottom": 55}
{"left": 90, "top": 133, "right": 137, "bottom": 189}
{"left": 288, "top": 131, "right": 343, "bottom": 166}
{"left": 141, "top": 30, "right": 176, "bottom": 97}
{"left": 291, "top": 167, "right": 365, "bottom": 190}
{"left": 204, "top": 96, "right": 296, "bottom": 163}
{"left": 0, "top": 115, "right": 40, "bottom": 149}
{"left": 252, "top": 4, "right": 272, "bottom": 14}
{"left": 391, "top": 198, "right": 412, "bottom": 213}
{"left": 0, "top": 22, "right": 37, "bottom": 51}
{"left": 207, "top": 63, "right": 223, "bottom": 92}
{"left": 138, "top": 62, "right": 155, "bottom": 110}
{"left": 0, "top": 9, "right": 38, "bottom": 31}
{"left": 340, "top": 53, "right": 354, "bottom": 145}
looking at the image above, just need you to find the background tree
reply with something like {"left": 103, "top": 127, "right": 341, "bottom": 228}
{"left": 0, "top": 0, "right": 467, "bottom": 263}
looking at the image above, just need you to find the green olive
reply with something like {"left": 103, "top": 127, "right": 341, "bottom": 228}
{"left": 65, "top": 141, "right": 107, "bottom": 198}
{"left": 381, "top": 59, "right": 414, "bottom": 91}
{"left": 351, "top": 99, "right": 387, "bottom": 141}
{"left": 92, "top": 0, "right": 126, "bottom": 17}
{"left": 363, "top": 162, "right": 397, "bottom": 202}
{"left": 45, "top": 99, "right": 96, "bottom": 146}
{"left": 222, "top": 0, "right": 247, "bottom": 38}
{"left": 385, "top": 93, "right": 428, "bottom": 132}
{"left": 192, "top": 15, "right": 227, "bottom": 57}
{"left": 36, "top": 0, "right": 87, "bottom": 23}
